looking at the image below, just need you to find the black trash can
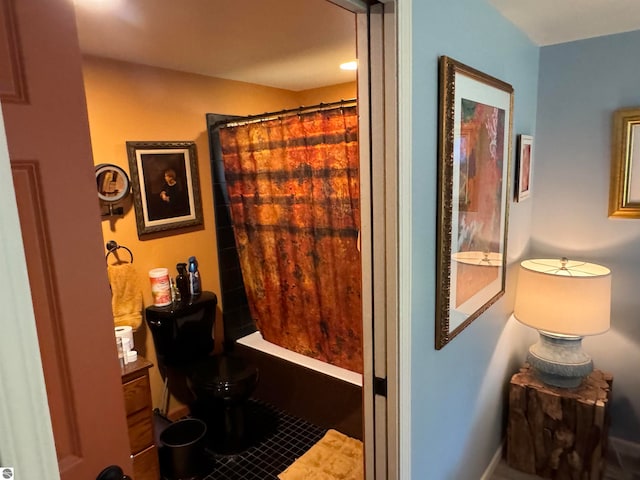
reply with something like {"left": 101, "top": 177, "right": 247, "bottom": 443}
{"left": 159, "top": 418, "right": 208, "bottom": 480}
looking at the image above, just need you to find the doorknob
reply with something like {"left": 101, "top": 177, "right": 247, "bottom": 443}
{"left": 96, "top": 465, "right": 132, "bottom": 480}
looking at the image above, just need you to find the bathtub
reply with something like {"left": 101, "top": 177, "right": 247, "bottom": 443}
{"left": 235, "top": 331, "right": 363, "bottom": 439}
{"left": 237, "top": 331, "right": 362, "bottom": 386}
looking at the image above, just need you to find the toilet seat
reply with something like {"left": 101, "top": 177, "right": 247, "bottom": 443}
{"left": 189, "top": 355, "right": 258, "bottom": 401}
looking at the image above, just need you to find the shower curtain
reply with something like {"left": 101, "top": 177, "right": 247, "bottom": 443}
{"left": 218, "top": 105, "right": 362, "bottom": 373}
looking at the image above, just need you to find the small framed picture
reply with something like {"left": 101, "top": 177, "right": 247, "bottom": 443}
{"left": 516, "top": 135, "right": 534, "bottom": 202}
{"left": 126, "top": 141, "right": 203, "bottom": 237}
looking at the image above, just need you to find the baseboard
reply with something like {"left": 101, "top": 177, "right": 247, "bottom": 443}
{"left": 610, "top": 436, "right": 640, "bottom": 456}
{"left": 167, "top": 404, "right": 190, "bottom": 421}
{"left": 480, "top": 441, "right": 505, "bottom": 480}
{"left": 609, "top": 437, "right": 640, "bottom": 473}
{"left": 479, "top": 436, "right": 639, "bottom": 478}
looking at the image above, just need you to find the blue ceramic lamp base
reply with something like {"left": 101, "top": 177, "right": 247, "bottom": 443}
{"left": 527, "top": 331, "right": 593, "bottom": 389}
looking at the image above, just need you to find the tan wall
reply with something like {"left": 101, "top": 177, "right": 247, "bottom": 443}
{"left": 82, "top": 54, "right": 356, "bottom": 415}
{"left": 295, "top": 81, "right": 357, "bottom": 105}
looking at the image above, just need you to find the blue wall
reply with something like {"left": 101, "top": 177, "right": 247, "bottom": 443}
{"left": 534, "top": 30, "right": 640, "bottom": 443}
{"left": 409, "top": 1, "right": 539, "bottom": 478}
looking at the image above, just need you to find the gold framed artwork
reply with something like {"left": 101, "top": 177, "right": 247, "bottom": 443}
{"left": 609, "top": 107, "right": 640, "bottom": 218}
{"left": 435, "top": 56, "right": 514, "bottom": 350}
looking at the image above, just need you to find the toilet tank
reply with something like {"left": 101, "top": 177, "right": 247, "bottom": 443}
{"left": 145, "top": 291, "right": 217, "bottom": 368}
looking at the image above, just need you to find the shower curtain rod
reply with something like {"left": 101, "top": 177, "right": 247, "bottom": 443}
{"left": 212, "top": 98, "right": 357, "bottom": 129}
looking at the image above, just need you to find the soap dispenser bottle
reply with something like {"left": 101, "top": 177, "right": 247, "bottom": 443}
{"left": 170, "top": 276, "right": 181, "bottom": 304}
{"left": 176, "top": 263, "right": 190, "bottom": 300}
{"left": 188, "top": 256, "right": 202, "bottom": 296}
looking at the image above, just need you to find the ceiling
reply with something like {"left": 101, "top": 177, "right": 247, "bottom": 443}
{"left": 73, "top": 0, "right": 640, "bottom": 92}
{"left": 490, "top": 0, "right": 640, "bottom": 45}
{"left": 72, "top": 0, "right": 357, "bottom": 92}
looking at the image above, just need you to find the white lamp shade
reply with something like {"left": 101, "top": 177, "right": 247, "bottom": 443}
{"left": 514, "top": 259, "right": 611, "bottom": 336}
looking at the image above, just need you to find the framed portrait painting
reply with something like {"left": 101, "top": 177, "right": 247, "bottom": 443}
{"left": 436, "top": 56, "right": 514, "bottom": 349}
{"left": 126, "top": 141, "right": 203, "bottom": 237}
{"left": 516, "top": 134, "right": 534, "bottom": 202}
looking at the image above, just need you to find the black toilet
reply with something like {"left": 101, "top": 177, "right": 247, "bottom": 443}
{"left": 145, "top": 291, "right": 259, "bottom": 454}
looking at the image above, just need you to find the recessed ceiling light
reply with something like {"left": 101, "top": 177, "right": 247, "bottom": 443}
{"left": 340, "top": 61, "right": 358, "bottom": 71}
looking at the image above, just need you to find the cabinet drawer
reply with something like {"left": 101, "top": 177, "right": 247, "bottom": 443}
{"left": 123, "top": 375, "right": 151, "bottom": 416}
{"left": 132, "top": 444, "right": 160, "bottom": 480}
{"left": 127, "top": 408, "right": 154, "bottom": 454}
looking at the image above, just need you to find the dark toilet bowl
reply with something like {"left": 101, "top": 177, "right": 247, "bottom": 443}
{"left": 188, "top": 354, "right": 259, "bottom": 454}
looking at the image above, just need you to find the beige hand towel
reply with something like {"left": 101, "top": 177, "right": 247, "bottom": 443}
{"left": 107, "top": 263, "right": 143, "bottom": 330}
{"left": 278, "top": 429, "right": 363, "bottom": 480}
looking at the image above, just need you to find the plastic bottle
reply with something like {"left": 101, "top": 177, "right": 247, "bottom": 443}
{"left": 170, "top": 276, "right": 181, "bottom": 304}
{"left": 176, "top": 263, "right": 190, "bottom": 300}
{"left": 188, "top": 256, "right": 202, "bottom": 296}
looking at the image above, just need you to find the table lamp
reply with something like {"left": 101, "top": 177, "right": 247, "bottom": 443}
{"left": 513, "top": 258, "right": 611, "bottom": 388}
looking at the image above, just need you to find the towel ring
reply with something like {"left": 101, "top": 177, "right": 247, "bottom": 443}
{"left": 105, "top": 240, "right": 134, "bottom": 264}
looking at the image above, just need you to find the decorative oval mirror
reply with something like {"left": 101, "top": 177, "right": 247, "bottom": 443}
{"left": 96, "top": 163, "right": 130, "bottom": 203}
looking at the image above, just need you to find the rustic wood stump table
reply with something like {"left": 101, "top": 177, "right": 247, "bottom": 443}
{"left": 507, "top": 363, "right": 612, "bottom": 480}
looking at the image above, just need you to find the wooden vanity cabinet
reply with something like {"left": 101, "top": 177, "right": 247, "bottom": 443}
{"left": 121, "top": 356, "right": 160, "bottom": 480}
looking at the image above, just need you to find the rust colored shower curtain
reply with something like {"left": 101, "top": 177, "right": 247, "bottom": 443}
{"left": 218, "top": 105, "right": 362, "bottom": 373}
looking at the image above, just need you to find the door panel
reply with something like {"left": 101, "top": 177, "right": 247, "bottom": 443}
{"left": 1, "top": 0, "right": 133, "bottom": 478}
{"left": 0, "top": 0, "right": 27, "bottom": 102}
{"left": 12, "top": 161, "right": 83, "bottom": 467}
{"left": 358, "top": 2, "right": 399, "bottom": 479}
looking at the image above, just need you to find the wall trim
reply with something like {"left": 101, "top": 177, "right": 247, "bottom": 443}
{"left": 609, "top": 436, "right": 640, "bottom": 471}
{"left": 397, "top": 0, "right": 412, "bottom": 478}
{"left": 610, "top": 436, "right": 640, "bottom": 455}
{"left": 480, "top": 441, "right": 504, "bottom": 480}
{"left": 480, "top": 437, "right": 640, "bottom": 478}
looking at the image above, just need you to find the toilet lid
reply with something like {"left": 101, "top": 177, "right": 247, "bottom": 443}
{"left": 190, "top": 355, "right": 258, "bottom": 391}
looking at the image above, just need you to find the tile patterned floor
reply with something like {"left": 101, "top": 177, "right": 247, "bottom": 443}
{"left": 159, "top": 399, "right": 327, "bottom": 480}
{"left": 161, "top": 401, "right": 640, "bottom": 480}
{"left": 203, "top": 400, "right": 327, "bottom": 480}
